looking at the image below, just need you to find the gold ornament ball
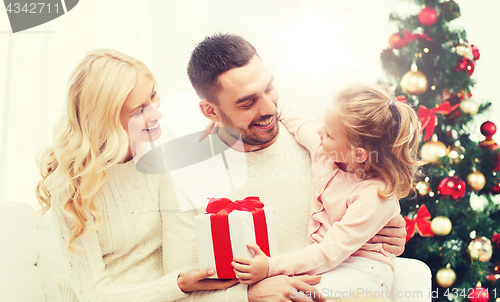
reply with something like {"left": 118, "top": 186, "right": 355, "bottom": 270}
{"left": 460, "top": 98, "right": 479, "bottom": 116}
{"left": 421, "top": 136, "right": 448, "bottom": 163}
{"left": 467, "top": 236, "right": 493, "bottom": 262}
{"left": 448, "top": 144, "right": 465, "bottom": 164}
{"left": 467, "top": 171, "right": 486, "bottom": 191}
{"left": 431, "top": 216, "right": 452, "bottom": 236}
{"left": 415, "top": 181, "right": 431, "bottom": 196}
{"left": 436, "top": 267, "right": 456, "bottom": 288}
{"left": 401, "top": 70, "right": 428, "bottom": 96}
{"left": 455, "top": 42, "right": 473, "bottom": 59}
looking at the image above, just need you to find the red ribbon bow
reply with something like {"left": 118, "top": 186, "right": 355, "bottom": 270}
{"left": 493, "top": 233, "right": 500, "bottom": 249}
{"left": 395, "top": 96, "right": 406, "bottom": 103}
{"left": 471, "top": 44, "right": 480, "bottom": 60}
{"left": 403, "top": 204, "right": 434, "bottom": 243}
{"left": 395, "top": 30, "right": 434, "bottom": 49}
{"left": 207, "top": 196, "right": 264, "bottom": 215}
{"left": 206, "top": 197, "right": 270, "bottom": 279}
{"left": 418, "top": 101, "right": 453, "bottom": 141}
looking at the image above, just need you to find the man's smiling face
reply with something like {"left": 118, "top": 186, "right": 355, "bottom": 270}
{"left": 213, "top": 55, "right": 280, "bottom": 150}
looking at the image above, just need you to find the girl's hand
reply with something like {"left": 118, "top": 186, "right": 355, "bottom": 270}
{"left": 232, "top": 243, "right": 269, "bottom": 285}
{"left": 177, "top": 268, "right": 239, "bottom": 292}
{"left": 198, "top": 121, "right": 221, "bottom": 142}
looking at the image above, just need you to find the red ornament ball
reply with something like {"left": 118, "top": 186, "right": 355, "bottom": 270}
{"left": 438, "top": 176, "right": 466, "bottom": 200}
{"left": 418, "top": 7, "right": 438, "bottom": 26}
{"left": 456, "top": 57, "right": 475, "bottom": 76}
{"left": 468, "top": 287, "right": 489, "bottom": 302}
{"left": 480, "top": 121, "right": 497, "bottom": 139}
{"left": 389, "top": 32, "right": 404, "bottom": 49}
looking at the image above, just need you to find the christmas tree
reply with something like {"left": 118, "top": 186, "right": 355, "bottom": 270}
{"left": 380, "top": 1, "right": 500, "bottom": 301}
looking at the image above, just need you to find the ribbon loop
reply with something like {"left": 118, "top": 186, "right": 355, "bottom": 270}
{"left": 206, "top": 196, "right": 264, "bottom": 215}
{"left": 396, "top": 96, "right": 406, "bottom": 103}
{"left": 418, "top": 101, "right": 452, "bottom": 141}
{"left": 493, "top": 233, "right": 500, "bottom": 248}
{"left": 404, "top": 204, "right": 434, "bottom": 243}
{"left": 395, "top": 30, "right": 434, "bottom": 48}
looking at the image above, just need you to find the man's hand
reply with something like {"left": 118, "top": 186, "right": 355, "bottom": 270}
{"left": 248, "top": 274, "right": 326, "bottom": 302}
{"left": 369, "top": 214, "right": 406, "bottom": 256}
{"left": 232, "top": 243, "right": 269, "bottom": 285}
{"left": 177, "top": 269, "right": 239, "bottom": 292}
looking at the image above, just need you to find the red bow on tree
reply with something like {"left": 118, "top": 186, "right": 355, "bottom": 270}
{"left": 395, "top": 96, "right": 406, "bottom": 103}
{"left": 470, "top": 43, "right": 480, "bottom": 60}
{"left": 394, "top": 30, "right": 433, "bottom": 49}
{"left": 403, "top": 204, "right": 434, "bottom": 243}
{"left": 418, "top": 101, "right": 454, "bottom": 141}
{"left": 493, "top": 233, "right": 500, "bottom": 248}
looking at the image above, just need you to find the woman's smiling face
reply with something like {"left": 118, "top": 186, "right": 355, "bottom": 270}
{"left": 120, "top": 73, "right": 162, "bottom": 144}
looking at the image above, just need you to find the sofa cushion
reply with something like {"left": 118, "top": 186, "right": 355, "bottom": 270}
{"left": 393, "top": 257, "right": 432, "bottom": 302}
{"left": 36, "top": 207, "right": 65, "bottom": 302}
{"left": 0, "top": 201, "right": 46, "bottom": 302}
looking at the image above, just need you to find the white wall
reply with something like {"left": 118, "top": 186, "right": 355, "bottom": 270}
{"left": 0, "top": 0, "right": 499, "bottom": 205}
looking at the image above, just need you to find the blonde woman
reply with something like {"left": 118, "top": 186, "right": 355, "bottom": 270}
{"left": 36, "top": 49, "right": 237, "bottom": 302}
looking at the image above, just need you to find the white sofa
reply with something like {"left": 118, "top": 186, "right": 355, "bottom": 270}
{"left": 0, "top": 201, "right": 65, "bottom": 302}
{"left": 0, "top": 201, "right": 432, "bottom": 302}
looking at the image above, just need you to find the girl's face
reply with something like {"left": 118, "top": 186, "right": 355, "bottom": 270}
{"left": 120, "top": 73, "right": 162, "bottom": 145}
{"left": 317, "top": 99, "right": 355, "bottom": 166}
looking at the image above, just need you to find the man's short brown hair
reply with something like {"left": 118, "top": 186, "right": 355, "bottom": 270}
{"left": 187, "top": 33, "right": 258, "bottom": 104}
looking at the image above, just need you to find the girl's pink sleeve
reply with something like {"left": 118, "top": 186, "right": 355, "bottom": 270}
{"left": 277, "top": 99, "right": 322, "bottom": 153}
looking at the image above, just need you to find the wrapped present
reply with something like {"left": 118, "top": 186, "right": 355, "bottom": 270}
{"left": 194, "top": 197, "right": 278, "bottom": 279}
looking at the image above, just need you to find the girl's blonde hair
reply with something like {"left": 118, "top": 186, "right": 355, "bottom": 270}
{"left": 334, "top": 83, "right": 421, "bottom": 199}
{"left": 35, "top": 49, "right": 155, "bottom": 256}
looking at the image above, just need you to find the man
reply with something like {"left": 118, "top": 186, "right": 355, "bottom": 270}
{"left": 160, "top": 33, "right": 406, "bottom": 301}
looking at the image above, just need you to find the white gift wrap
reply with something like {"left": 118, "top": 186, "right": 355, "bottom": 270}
{"left": 194, "top": 205, "right": 278, "bottom": 279}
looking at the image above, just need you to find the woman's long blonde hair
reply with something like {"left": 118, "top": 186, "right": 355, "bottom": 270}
{"left": 35, "top": 49, "right": 155, "bottom": 256}
{"left": 335, "top": 83, "right": 422, "bottom": 199}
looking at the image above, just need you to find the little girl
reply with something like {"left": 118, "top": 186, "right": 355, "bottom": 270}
{"left": 231, "top": 83, "right": 420, "bottom": 298}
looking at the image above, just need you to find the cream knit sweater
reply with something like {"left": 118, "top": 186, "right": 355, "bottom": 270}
{"left": 51, "top": 161, "right": 188, "bottom": 302}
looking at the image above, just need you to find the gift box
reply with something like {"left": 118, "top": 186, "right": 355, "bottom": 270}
{"left": 194, "top": 197, "right": 278, "bottom": 279}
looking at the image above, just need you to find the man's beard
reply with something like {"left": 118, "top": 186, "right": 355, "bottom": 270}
{"left": 218, "top": 109, "right": 279, "bottom": 146}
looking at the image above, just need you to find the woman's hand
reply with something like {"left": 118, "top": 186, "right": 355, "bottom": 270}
{"left": 177, "top": 268, "right": 239, "bottom": 292}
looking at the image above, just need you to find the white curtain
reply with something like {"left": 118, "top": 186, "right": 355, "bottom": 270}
{"left": 1, "top": 0, "right": 499, "bottom": 205}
